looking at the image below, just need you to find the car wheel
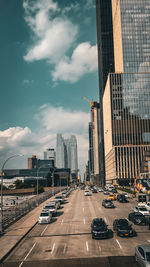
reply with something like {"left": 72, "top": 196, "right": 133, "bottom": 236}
{"left": 109, "top": 230, "right": 113, "bottom": 238}
{"left": 135, "top": 254, "right": 138, "bottom": 262}
{"left": 133, "top": 231, "right": 137, "bottom": 237}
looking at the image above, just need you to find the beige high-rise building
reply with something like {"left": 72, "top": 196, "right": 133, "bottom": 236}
{"left": 96, "top": 0, "right": 150, "bottom": 185}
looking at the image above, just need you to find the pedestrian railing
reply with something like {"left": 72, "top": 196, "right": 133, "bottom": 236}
{"left": 0, "top": 187, "right": 66, "bottom": 232}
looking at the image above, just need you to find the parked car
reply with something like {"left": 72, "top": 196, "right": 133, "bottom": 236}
{"left": 38, "top": 210, "right": 52, "bottom": 224}
{"left": 128, "top": 212, "right": 148, "bottom": 225}
{"left": 145, "top": 202, "right": 150, "bottom": 211}
{"left": 49, "top": 201, "right": 59, "bottom": 209}
{"left": 91, "top": 218, "right": 113, "bottom": 239}
{"left": 135, "top": 244, "right": 150, "bottom": 267}
{"left": 134, "top": 206, "right": 149, "bottom": 216}
{"left": 43, "top": 203, "right": 57, "bottom": 215}
{"left": 55, "top": 196, "right": 64, "bottom": 204}
{"left": 52, "top": 199, "right": 61, "bottom": 209}
{"left": 84, "top": 190, "right": 91, "bottom": 196}
{"left": 117, "top": 194, "right": 128, "bottom": 203}
{"left": 107, "top": 193, "right": 116, "bottom": 201}
{"left": 102, "top": 199, "right": 115, "bottom": 208}
{"left": 113, "top": 219, "right": 137, "bottom": 237}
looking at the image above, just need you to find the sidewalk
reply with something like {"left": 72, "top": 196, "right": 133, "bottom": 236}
{"left": 0, "top": 194, "right": 56, "bottom": 263}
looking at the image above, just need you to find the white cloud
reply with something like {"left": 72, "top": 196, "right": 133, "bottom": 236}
{"left": 35, "top": 104, "right": 90, "bottom": 134}
{"left": 52, "top": 42, "right": 98, "bottom": 83}
{"left": 0, "top": 106, "right": 90, "bottom": 178}
{"left": 23, "top": 0, "right": 98, "bottom": 83}
{"left": 23, "top": 0, "right": 78, "bottom": 64}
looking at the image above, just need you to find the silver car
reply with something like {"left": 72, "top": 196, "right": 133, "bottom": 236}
{"left": 135, "top": 244, "right": 150, "bottom": 267}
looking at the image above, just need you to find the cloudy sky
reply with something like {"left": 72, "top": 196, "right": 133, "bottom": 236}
{"left": 0, "top": 0, "right": 99, "bottom": 178}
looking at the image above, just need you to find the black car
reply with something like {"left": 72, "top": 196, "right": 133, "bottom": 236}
{"left": 113, "top": 219, "right": 137, "bottom": 237}
{"left": 92, "top": 188, "right": 98, "bottom": 193}
{"left": 91, "top": 218, "right": 113, "bottom": 239}
{"left": 117, "top": 194, "right": 128, "bottom": 203}
{"left": 102, "top": 199, "right": 115, "bottom": 208}
{"left": 128, "top": 212, "right": 148, "bottom": 225}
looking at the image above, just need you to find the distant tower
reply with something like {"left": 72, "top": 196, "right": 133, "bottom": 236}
{"left": 56, "top": 134, "right": 78, "bottom": 174}
{"left": 56, "top": 134, "right": 65, "bottom": 168}
{"left": 28, "top": 155, "right": 37, "bottom": 169}
{"left": 69, "top": 135, "right": 78, "bottom": 174}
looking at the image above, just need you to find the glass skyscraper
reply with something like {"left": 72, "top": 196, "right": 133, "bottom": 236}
{"left": 96, "top": 0, "right": 150, "bottom": 184}
{"left": 56, "top": 134, "right": 78, "bottom": 175}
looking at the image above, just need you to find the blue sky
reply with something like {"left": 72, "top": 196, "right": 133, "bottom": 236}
{"left": 0, "top": 0, "right": 99, "bottom": 177}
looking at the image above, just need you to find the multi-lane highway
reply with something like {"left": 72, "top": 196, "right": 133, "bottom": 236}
{"left": 2, "top": 188, "right": 150, "bottom": 267}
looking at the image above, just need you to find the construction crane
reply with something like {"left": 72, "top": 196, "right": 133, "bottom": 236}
{"left": 82, "top": 97, "right": 94, "bottom": 108}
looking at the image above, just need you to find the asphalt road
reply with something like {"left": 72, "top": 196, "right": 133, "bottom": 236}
{"left": 2, "top": 188, "right": 150, "bottom": 267}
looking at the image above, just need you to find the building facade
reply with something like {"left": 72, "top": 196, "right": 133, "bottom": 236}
{"left": 90, "top": 101, "right": 102, "bottom": 184}
{"left": 56, "top": 134, "right": 78, "bottom": 176}
{"left": 96, "top": 0, "right": 150, "bottom": 185}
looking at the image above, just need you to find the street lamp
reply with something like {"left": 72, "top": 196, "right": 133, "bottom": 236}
{"left": 0, "top": 154, "right": 24, "bottom": 234}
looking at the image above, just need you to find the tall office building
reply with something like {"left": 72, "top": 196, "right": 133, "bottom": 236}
{"left": 96, "top": 0, "right": 150, "bottom": 185}
{"left": 56, "top": 134, "right": 66, "bottom": 168}
{"left": 56, "top": 134, "right": 78, "bottom": 174}
{"left": 69, "top": 135, "right": 78, "bottom": 174}
{"left": 88, "top": 122, "right": 94, "bottom": 179}
{"left": 90, "top": 101, "right": 101, "bottom": 184}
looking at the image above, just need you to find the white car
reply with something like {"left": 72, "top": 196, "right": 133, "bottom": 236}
{"left": 134, "top": 206, "right": 149, "bottom": 216}
{"left": 43, "top": 203, "right": 57, "bottom": 215}
{"left": 84, "top": 190, "right": 91, "bottom": 196}
{"left": 145, "top": 202, "right": 150, "bottom": 211}
{"left": 38, "top": 210, "right": 52, "bottom": 224}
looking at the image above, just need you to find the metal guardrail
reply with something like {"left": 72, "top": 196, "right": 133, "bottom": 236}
{"left": 1, "top": 187, "right": 66, "bottom": 231}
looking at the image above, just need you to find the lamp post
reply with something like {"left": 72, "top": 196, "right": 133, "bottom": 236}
{"left": 0, "top": 154, "right": 23, "bottom": 234}
{"left": 52, "top": 168, "right": 54, "bottom": 196}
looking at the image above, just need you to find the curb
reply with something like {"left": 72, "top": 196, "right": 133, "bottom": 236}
{"left": 0, "top": 221, "right": 38, "bottom": 263}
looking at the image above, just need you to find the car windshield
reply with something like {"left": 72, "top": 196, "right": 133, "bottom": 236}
{"left": 55, "top": 196, "right": 62, "bottom": 199}
{"left": 93, "top": 220, "right": 106, "bottom": 228}
{"left": 45, "top": 205, "right": 55, "bottom": 208}
{"left": 135, "top": 214, "right": 143, "bottom": 218}
{"left": 146, "top": 252, "right": 150, "bottom": 261}
{"left": 139, "top": 207, "right": 147, "bottom": 211}
{"left": 118, "top": 220, "right": 128, "bottom": 226}
{"left": 40, "top": 212, "right": 49, "bottom": 217}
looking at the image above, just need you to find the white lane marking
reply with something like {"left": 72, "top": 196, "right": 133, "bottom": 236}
{"left": 116, "top": 239, "right": 122, "bottom": 249}
{"left": 104, "top": 217, "right": 107, "bottom": 223}
{"left": 83, "top": 208, "right": 84, "bottom": 213}
{"left": 61, "top": 219, "right": 63, "bottom": 225}
{"left": 19, "top": 242, "right": 36, "bottom": 267}
{"left": 83, "top": 218, "right": 85, "bottom": 224}
{"left": 86, "top": 241, "right": 89, "bottom": 251}
{"left": 99, "top": 246, "right": 101, "bottom": 252}
{"left": 63, "top": 243, "right": 67, "bottom": 254}
{"left": 41, "top": 225, "right": 48, "bottom": 236}
{"left": 51, "top": 243, "right": 56, "bottom": 254}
